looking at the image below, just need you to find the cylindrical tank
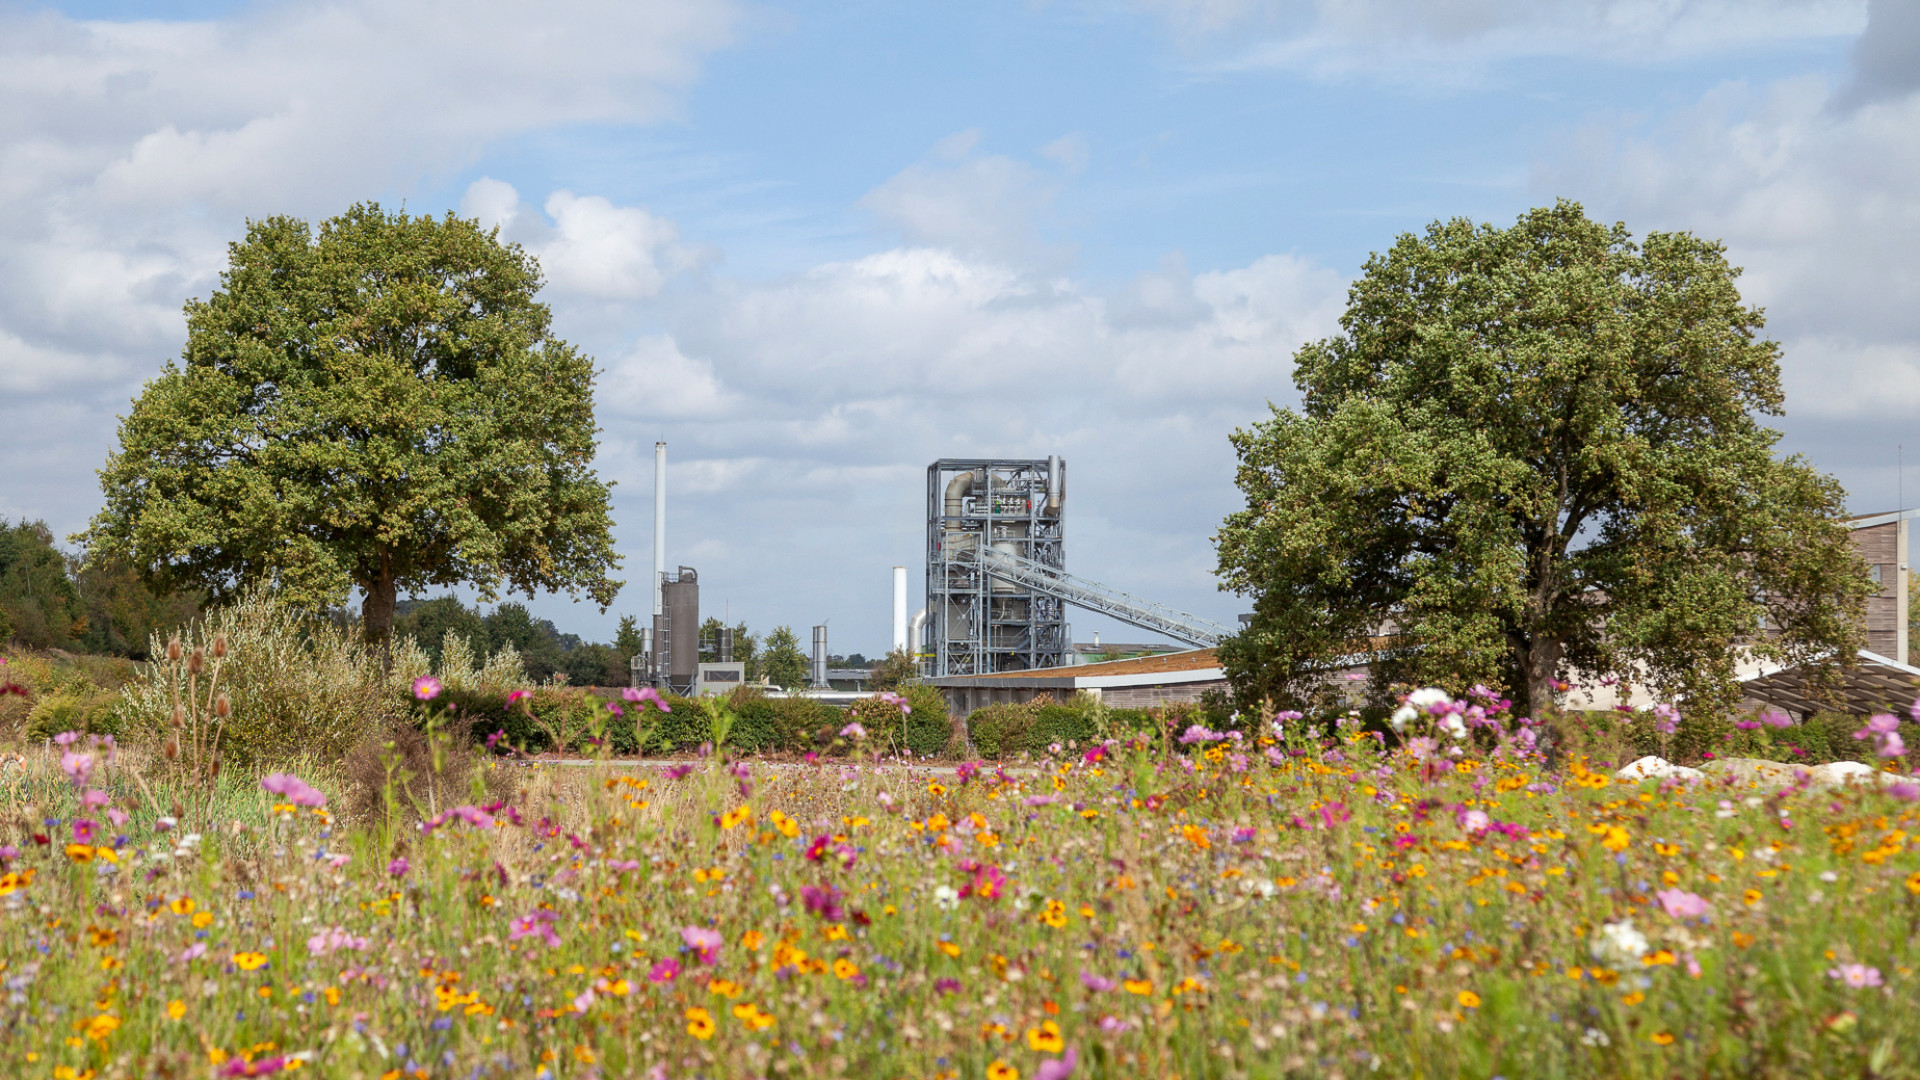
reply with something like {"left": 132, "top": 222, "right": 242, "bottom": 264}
{"left": 811, "top": 625, "right": 829, "bottom": 688}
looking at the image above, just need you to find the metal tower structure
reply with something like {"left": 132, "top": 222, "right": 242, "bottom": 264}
{"left": 926, "top": 458, "right": 1067, "bottom": 676}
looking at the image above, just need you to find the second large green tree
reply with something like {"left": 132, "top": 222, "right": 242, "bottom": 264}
{"left": 1217, "top": 202, "right": 1870, "bottom": 719}
{"left": 84, "top": 204, "right": 622, "bottom": 642}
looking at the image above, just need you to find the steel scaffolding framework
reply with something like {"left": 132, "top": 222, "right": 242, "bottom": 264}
{"left": 926, "top": 458, "right": 1067, "bottom": 676}
{"left": 967, "top": 546, "right": 1233, "bottom": 647}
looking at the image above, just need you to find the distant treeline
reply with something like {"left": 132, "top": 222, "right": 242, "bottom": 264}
{"left": 0, "top": 518, "right": 202, "bottom": 659}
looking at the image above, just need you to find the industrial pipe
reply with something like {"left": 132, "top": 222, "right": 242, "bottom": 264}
{"left": 891, "top": 566, "right": 908, "bottom": 655}
{"left": 652, "top": 442, "right": 667, "bottom": 617}
{"left": 908, "top": 607, "right": 926, "bottom": 661}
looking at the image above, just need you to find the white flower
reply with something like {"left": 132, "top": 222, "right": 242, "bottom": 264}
{"left": 1438, "top": 712, "right": 1468, "bottom": 741}
{"left": 1589, "top": 920, "right": 1649, "bottom": 966}
{"left": 1581, "top": 1027, "right": 1611, "bottom": 1047}
{"left": 932, "top": 885, "right": 960, "bottom": 911}
{"left": 1390, "top": 688, "right": 1452, "bottom": 732}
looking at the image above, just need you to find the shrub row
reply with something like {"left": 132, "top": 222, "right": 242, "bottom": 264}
{"left": 961, "top": 693, "right": 1214, "bottom": 760}
{"left": 410, "top": 683, "right": 958, "bottom": 758}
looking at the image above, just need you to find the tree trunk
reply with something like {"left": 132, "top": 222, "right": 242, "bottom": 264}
{"left": 1523, "top": 635, "right": 1564, "bottom": 721}
{"left": 362, "top": 571, "right": 397, "bottom": 649}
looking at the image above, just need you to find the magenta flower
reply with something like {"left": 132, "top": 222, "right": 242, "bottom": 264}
{"left": 71, "top": 818, "right": 97, "bottom": 844}
{"left": 681, "top": 925, "right": 723, "bottom": 964}
{"left": 81, "top": 788, "right": 110, "bottom": 809}
{"left": 1079, "top": 971, "right": 1117, "bottom": 992}
{"left": 411, "top": 675, "right": 442, "bottom": 702}
{"left": 1655, "top": 888, "right": 1712, "bottom": 920}
{"left": 1760, "top": 709, "right": 1794, "bottom": 728}
{"left": 260, "top": 773, "right": 327, "bottom": 808}
{"left": 1888, "top": 781, "right": 1920, "bottom": 801}
{"left": 1177, "top": 725, "right": 1226, "bottom": 745}
{"left": 1036, "top": 1048, "right": 1078, "bottom": 1080}
{"left": 507, "top": 689, "right": 533, "bottom": 706}
{"left": 219, "top": 1055, "right": 289, "bottom": 1077}
{"left": 648, "top": 957, "right": 681, "bottom": 983}
{"left": 800, "top": 883, "right": 846, "bottom": 922}
{"left": 387, "top": 857, "right": 410, "bottom": 878}
{"left": 840, "top": 722, "right": 868, "bottom": 740}
{"left": 52, "top": 730, "right": 81, "bottom": 747}
{"left": 622, "top": 685, "right": 672, "bottom": 713}
{"left": 1829, "top": 963, "right": 1883, "bottom": 988}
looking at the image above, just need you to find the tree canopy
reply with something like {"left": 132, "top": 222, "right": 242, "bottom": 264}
{"left": 82, "top": 204, "right": 621, "bottom": 643}
{"left": 1216, "top": 201, "right": 1872, "bottom": 720}
{"left": 760, "top": 625, "right": 808, "bottom": 690}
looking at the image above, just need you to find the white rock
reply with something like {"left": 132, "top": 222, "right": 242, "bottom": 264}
{"left": 1615, "top": 756, "right": 1704, "bottom": 783}
{"left": 1808, "top": 760, "right": 1896, "bottom": 787}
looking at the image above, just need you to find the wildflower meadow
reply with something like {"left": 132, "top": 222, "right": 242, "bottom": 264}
{"left": 4, "top": 667, "right": 1920, "bottom": 1080}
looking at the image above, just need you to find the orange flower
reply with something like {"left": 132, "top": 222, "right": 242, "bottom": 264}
{"left": 1457, "top": 991, "right": 1481, "bottom": 1009}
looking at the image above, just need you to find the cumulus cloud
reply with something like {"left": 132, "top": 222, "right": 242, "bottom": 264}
{"left": 1530, "top": 8, "right": 1920, "bottom": 506}
{"left": 0, "top": 0, "right": 740, "bottom": 527}
{"left": 860, "top": 133, "right": 1074, "bottom": 262}
{"left": 1134, "top": 0, "right": 1865, "bottom": 79}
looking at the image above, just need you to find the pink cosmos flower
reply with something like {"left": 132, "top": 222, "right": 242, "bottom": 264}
{"left": 176, "top": 942, "right": 208, "bottom": 964}
{"left": 878, "top": 691, "right": 911, "bottom": 714}
{"left": 306, "top": 927, "right": 369, "bottom": 956}
{"left": 71, "top": 819, "right": 97, "bottom": 844}
{"left": 52, "top": 730, "right": 81, "bottom": 747}
{"left": 507, "top": 689, "right": 533, "bottom": 706}
{"left": 509, "top": 909, "right": 560, "bottom": 948}
{"left": 1829, "top": 963, "right": 1883, "bottom": 988}
{"left": 1459, "top": 810, "right": 1490, "bottom": 836}
{"left": 1036, "top": 1049, "right": 1078, "bottom": 1080}
{"left": 411, "top": 675, "right": 442, "bottom": 701}
{"left": 840, "top": 722, "right": 868, "bottom": 740}
{"left": 59, "top": 751, "right": 93, "bottom": 790}
{"left": 81, "top": 788, "right": 110, "bottom": 809}
{"left": 387, "top": 857, "right": 410, "bottom": 877}
{"left": 1079, "top": 972, "right": 1117, "bottom": 992}
{"left": 260, "top": 773, "right": 326, "bottom": 808}
{"left": 1655, "top": 888, "right": 1712, "bottom": 920}
{"left": 106, "top": 807, "right": 128, "bottom": 829}
{"left": 648, "top": 957, "right": 681, "bottom": 983}
{"left": 681, "top": 925, "right": 723, "bottom": 964}
{"left": 622, "top": 685, "right": 672, "bottom": 712}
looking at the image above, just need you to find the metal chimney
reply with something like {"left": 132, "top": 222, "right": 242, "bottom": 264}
{"left": 652, "top": 441, "right": 667, "bottom": 618}
{"left": 891, "top": 566, "right": 908, "bottom": 655}
{"left": 811, "top": 625, "right": 829, "bottom": 689}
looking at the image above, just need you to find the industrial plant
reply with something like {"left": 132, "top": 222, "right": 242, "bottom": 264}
{"left": 632, "top": 444, "right": 1244, "bottom": 705}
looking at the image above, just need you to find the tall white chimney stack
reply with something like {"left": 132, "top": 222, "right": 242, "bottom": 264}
{"left": 653, "top": 441, "right": 667, "bottom": 617}
{"left": 891, "top": 566, "right": 908, "bottom": 655}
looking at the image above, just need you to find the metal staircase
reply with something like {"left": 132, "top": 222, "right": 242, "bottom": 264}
{"left": 965, "top": 546, "right": 1233, "bottom": 648}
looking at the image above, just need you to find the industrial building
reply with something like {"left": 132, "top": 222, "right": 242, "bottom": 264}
{"left": 926, "top": 647, "right": 1229, "bottom": 717}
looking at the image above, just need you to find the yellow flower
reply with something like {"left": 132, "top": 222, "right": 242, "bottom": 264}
{"left": 64, "top": 843, "right": 94, "bottom": 862}
{"left": 232, "top": 952, "right": 269, "bottom": 971}
{"left": 81, "top": 1013, "right": 120, "bottom": 1041}
{"left": 1650, "top": 1031, "right": 1675, "bottom": 1046}
{"left": 1123, "top": 978, "right": 1152, "bottom": 995}
{"left": 1026, "top": 1020, "right": 1064, "bottom": 1053}
{"left": 708, "top": 978, "right": 742, "bottom": 998}
{"left": 192, "top": 911, "right": 214, "bottom": 929}
{"left": 1621, "top": 991, "right": 1646, "bottom": 1006}
{"left": 928, "top": 781, "right": 948, "bottom": 796}
{"left": 1457, "top": 991, "right": 1481, "bottom": 1009}
{"left": 720, "top": 805, "right": 753, "bottom": 830}
{"left": 1905, "top": 870, "right": 1920, "bottom": 896}
{"left": 832, "top": 958, "right": 860, "bottom": 981}
{"left": 1742, "top": 889, "right": 1762, "bottom": 906}
{"left": 732, "top": 1002, "right": 776, "bottom": 1031}
{"left": 741, "top": 929, "right": 766, "bottom": 950}
{"left": 0, "top": 869, "right": 32, "bottom": 896}
{"left": 986, "top": 1061, "right": 1019, "bottom": 1080}
{"left": 686, "top": 1006, "right": 716, "bottom": 1040}
{"left": 169, "top": 896, "right": 196, "bottom": 916}
{"left": 1038, "top": 900, "right": 1067, "bottom": 929}
{"left": 166, "top": 999, "right": 186, "bottom": 1021}
{"left": 937, "top": 941, "right": 961, "bottom": 958}
{"left": 1600, "top": 826, "right": 1631, "bottom": 852}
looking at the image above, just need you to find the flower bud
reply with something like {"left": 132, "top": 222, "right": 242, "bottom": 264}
{"left": 211, "top": 634, "right": 228, "bottom": 659}
{"left": 167, "top": 637, "right": 183, "bottom": 662}
{"left": 188, "top": 648, "right": 205, "bottom": 676}
{"left": 214, "top": 693, "right": 231, "bottom": 719}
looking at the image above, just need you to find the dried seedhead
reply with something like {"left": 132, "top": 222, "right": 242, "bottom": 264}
{"left": 211, "top": 633, "right": 229, "bottom": 659}
{"left": 188, "top": 648, "right": 205, "bottom": 676}
{"left": 167, "top": 637, "right": 183, "bottom": 663}
{"left": 214, "top": 693, "right": 231, "bottom": 719}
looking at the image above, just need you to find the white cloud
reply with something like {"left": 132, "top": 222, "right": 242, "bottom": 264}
{"left": 856, "top": 131, "right": 1102, "bottom": 263}
{"left": 1133, "top": 0, "right": 1865, "bottom": 79}
{"left": 540, "top": 191, "right": 695, "bottom": 301}
{"left": 1536, "top": 74, "right": 1920, "bottom": 420}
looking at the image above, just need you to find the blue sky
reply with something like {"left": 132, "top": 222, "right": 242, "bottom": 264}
{"left": 3, "top": 0, "right": 1914, "bottom": 657}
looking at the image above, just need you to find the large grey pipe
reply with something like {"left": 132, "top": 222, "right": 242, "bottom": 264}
{"left": 908, "top": 607, "right": 926, "bottom": 660}
{"left": 943, "top": 469, "right": 975, "bottom": 518}
{"left": 1046, "top": 454, "right": 1063, "bottom": 515}
{"left": 811, "top": 625, "right": 829, "bottom": 688}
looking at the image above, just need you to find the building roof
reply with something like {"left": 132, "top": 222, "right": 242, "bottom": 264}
{"left": 925, "top": 648, "right": 1224, "bottom": 690}
{"left": 1740, "top": 649, "right": 1920, "bottom": 715}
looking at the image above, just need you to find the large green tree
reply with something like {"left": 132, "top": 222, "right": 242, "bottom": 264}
{"left": 82, "top": 204, "right": 621, "bottom": 643}
{"left": 1216, "top": 201, "right": 1872, "bottom": 720}
{"left": 760, "top": 625, "right": 807, "bottom": 690}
